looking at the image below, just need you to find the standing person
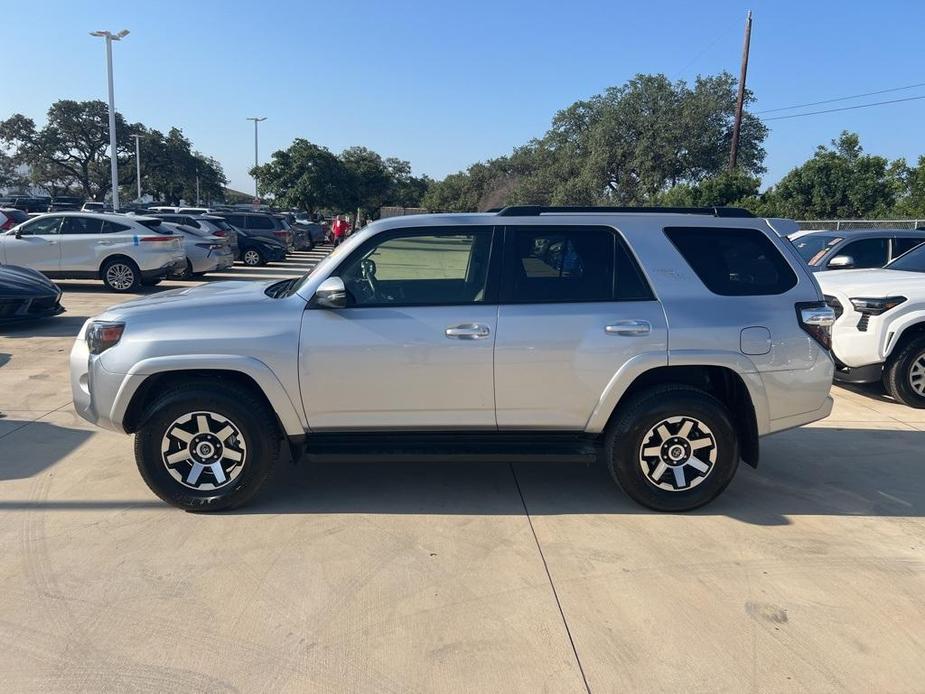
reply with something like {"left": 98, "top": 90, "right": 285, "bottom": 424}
{"left": 332, "top": 215, "right": 347, "bottom": 246}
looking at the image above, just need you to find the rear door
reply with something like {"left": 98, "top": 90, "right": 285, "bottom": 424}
{"left": 494, "top": 225, "right": 667, "bottom": 429}
{"left": 59, "top": 215, "right": 107, "bottom": 271}
{"left": 1, "top": 215, "right": 63, "bottom": 271}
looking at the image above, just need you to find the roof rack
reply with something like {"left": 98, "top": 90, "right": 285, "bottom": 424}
{"left": 495, "top": 205, "right": 755, "bottom": 218}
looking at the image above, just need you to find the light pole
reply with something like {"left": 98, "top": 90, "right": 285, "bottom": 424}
{"left": 246, "top": 116, "right": 266, "bottom": 205}
{"left": 131, "top": 134, "right": 142, "bottom": 201}
{"left": 90, "top": 29, "right": 129, "bottom": 211}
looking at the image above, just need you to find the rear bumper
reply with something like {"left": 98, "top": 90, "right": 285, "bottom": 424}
{"left": 764, "top": 395, "right": 833, "bottom": 436}
{"left": 142, "top": 258, "right": 186, "bottom": 281}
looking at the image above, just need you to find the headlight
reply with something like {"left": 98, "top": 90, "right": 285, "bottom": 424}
{"left": 86, "top": 321, "right": 125, "bottom": 354}
{"left": 849, "top": 296, "right": 907, "bottom": 315}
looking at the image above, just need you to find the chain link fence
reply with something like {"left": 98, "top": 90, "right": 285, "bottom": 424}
{"left": 379, "top": 206, "right": 429, "bottom": 219}
{"left": 797, "top": 219, "right": 925, "bottom": 231}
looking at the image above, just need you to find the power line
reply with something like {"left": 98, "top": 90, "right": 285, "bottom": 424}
{"left": 763, "top": 94, "right": 925, "bottom": 121}
{"left": 757, "top": 82, "right": 925, "bottom": 114}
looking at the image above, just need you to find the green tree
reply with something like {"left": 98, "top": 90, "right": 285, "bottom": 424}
{"left": 340, "top": 146, "right": 393, "bottom": 215}
{"left": 252, "top": 138, "right": 353, "bottom": 213}
{"left": 0, "top": 150, "right": 26, "bottom": 190}
{"left": 0, "top": 100, "right": 134, "bottom": 200}
{"left": 130, "top": 127, "right": 226, "bottom": 204}
{"left": 765, "top": 132, "right": 900, "bottom": 219}
{"left": 654, "top": 171, "right": 761, "bottom": 207}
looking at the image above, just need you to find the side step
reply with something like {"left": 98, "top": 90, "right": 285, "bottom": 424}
{"left": 299, "top": 432, "right": 602, "bottom": 464}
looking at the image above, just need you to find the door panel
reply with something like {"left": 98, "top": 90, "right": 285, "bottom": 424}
{"left": 59, "top": 216, "right": 106, "bottom": 271}
{"left": 1, "top": 216, "right": 62, "bottom": 271}
{"left": 495, "top": 302, "right": 667, "bottom": 428}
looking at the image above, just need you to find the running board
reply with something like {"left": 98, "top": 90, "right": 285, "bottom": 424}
{"left": 299, "top": 431, "right": 601, "bottom": 464}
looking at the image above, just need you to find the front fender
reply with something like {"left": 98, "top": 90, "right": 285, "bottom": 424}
{"left": 110, "top": 354, "right": 307, "bottom": 436}
{"left": 884, "top": 312, "right": 925, "bottom": 359}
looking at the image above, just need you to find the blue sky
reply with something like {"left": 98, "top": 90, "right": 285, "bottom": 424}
{"left": 3, "top": 0, "right": 924, "bottom": 194}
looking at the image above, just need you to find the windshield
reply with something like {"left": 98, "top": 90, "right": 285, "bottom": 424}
{"left": 790, "top": 234, "right": 842, "bottom": 264}
{"left": 885, "top": 243, "right": 925, "bottom": 272}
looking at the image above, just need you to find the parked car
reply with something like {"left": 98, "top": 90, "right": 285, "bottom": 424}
{"left": 234, "top": 227, "right": 287, "bottom": 266}
{"left": 274, "top": 215, "right": 302, "bottom": 250}
{"left": 142, "top": 212, "right": 239, "bottom": 259}
{"left": 81, "top": 202, "right": 108, "bottom": 213}
{"left": 49, "top": 196, "right": 84, "bottom": 212}
{"left": 0, "top": 195, "right": 52, "bottom": 213}
{"left": 789, "top": 228, "right": 925, "bottom": 272}
{"left": 159, "top": 222, "right": 234, "bottom": 279}
{"left": 0, "top": 264, "right": 65, "bottom": 323}
{"left": 177, "top": 207, "right": 210, "bottom": 215}
{"left": 212, "top": 211, "right": 292, "bottom": 251}
{"left": 0, "top": 212, "right": 184, "bottom": 291}
{"left": 69, "top": 205, "right": 835, "bottom": 512}
{"left": 817, "top": 242, "right": 925, "bottom": 407}
{"left": 295, "top": 219, "right": 326, "bottom": 249}
{"left": 0, "top": 208, "right": 29, "bottom": 232}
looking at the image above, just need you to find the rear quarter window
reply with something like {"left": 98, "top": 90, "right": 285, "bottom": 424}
{"left": 664, "top": 226, "right": 798, "bottom": 296}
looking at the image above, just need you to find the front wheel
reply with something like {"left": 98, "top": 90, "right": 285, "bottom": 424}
{"left": 242, "top": 248, "right": 263, "bottom": 266}
{"left": 604, "top": 385, "right": 740, "bottom": 512}
{"left": 134, "top": 381, "right": 281, "bottom": 511}
{"left": 883, "top": 335, "right": 925, "bottom": 408}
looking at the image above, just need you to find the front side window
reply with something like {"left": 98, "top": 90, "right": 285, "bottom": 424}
{"left": 837, "top": 238, "right": 889, "bottom": 269}
{"left": 18, "top": 216, "right": 62, "bottom": 236}
{"left": 502, "top": 226, "right": 650, "bottom": 303}
{"left": 62, "top": 217, "right": 104, "bottom": 234}
{"left": 665, "top": 226, "right": 798, "bottom": 296}
{"left": 336, "top": 227, "right": 494, "bottom": 306}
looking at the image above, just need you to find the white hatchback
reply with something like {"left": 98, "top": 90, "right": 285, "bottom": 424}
{"left": 0, "top": 212, "right": 185, "bottom": 292}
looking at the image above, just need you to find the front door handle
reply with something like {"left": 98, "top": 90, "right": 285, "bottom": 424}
{"left": 605, "top": 320, "right": 651, "bottom": 336}
{"left": 445, "top": 323, "right": 491, "bottom": 340}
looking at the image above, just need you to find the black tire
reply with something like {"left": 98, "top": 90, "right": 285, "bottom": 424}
{"left": 134, "top": 380, "right": 281, "bottom": 511}
{"left": 141, "top": 278, "right": 162, "bottom": 287}
{"left": 176, "top": 259, "right": 194, "bottom": 280}
{"left": 101, "top": 257, "right": 141, "bottom": 292}
{"left": 242, "top": 248, "right": 263, "bottom": 266}
{"left": 603, "top": 385, "right": 740, "bottom": 512}
{"left": 883, "top": 335, "right": 925, "bottom": 408}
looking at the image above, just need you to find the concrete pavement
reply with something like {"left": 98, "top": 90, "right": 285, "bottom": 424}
{"left": 0, "top": 248, "right": 922, "bottom": 693}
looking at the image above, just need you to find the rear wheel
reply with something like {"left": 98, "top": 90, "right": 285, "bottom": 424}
{"left": 604, "top": 385, "right": 739, "bottom": 511}
{"left": 242, "top": 248, "right": 263, "bottom": 266}
{"left": 134, "top": 381, "right": 281, "bottom": 511}
{"left": 883, "top": 335, "right": 925, "bottom": 408}
{"left": 101, "top": 258, "right": 141, "bottom": 292}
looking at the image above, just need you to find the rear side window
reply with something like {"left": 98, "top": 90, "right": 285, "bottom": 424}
{"left": 665, "top": 227, "right": 797, "bottom": 296}
{"left": 502, "top": 226, "right": 652, "bottom": 303}
{"left": 247, "top": 215, "right": 274, "bottom": 230}
{"left": 102, "top": 221, "right": 130, "bottom": 233}
{"left": 221, "top": 214, "right": 245, "bottom": 227}
{"left": 893, "top": 237, "right": 925, "bottom": 258}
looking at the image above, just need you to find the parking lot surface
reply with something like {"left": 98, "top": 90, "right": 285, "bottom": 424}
{"left": 1, "top": 247, "right": 923, "bottom": 693}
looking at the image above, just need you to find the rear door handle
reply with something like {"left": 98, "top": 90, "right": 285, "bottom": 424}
{"left": 445, "top": 323, "right": 491, "bottom": 340}
{"left": 605, "top": 320, "right": 651, "bottom": 336}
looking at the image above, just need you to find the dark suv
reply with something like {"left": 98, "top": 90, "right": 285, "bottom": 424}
{"left": 212, "top": 212, "right": 292, "bottom": 251}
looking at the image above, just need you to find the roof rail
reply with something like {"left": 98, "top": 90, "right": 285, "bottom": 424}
{"left": 495, "top": 205, "right": 755, "bottom": 218}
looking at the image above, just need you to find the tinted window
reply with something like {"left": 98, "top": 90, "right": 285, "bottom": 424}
{"left": 18, "top": 216, "right": 62, "bottom": 236}
{"left": 886, "top": 243, "right": 925, "bottom": 273}
{"left": 220, "top": 214, "right": 245, "bottom": 227}
{"left": 502, "top": 226, "right": 650, "bottom": 303}
{"left": 337, "top": 227, "right": 493, "bottom": 307}
{"left": 665, "top": 227, "right": 797, "bottom": 296}
{"left": 893, "top": 237, "right": 925, "bottom": 258}
{"left": 62, "top": 217, "right": 104, "bottom": 234}
{"left": 790, "top": 234, "right": 842, "bottom": 264}
{"left": 2, "top": 209, "right": 28, "bottom": 224}
{"left": 836, "top": 238, "right": 889, "bottom": 269}
{"left": 102, "top": 221, "right": 131, "bottom": 233}
{"left": 247, "top": 215, "right": 275, "bottom": 230}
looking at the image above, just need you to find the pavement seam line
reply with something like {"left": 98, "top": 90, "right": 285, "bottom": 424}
{"left": 0, "top": 401, "right": 73, "bottom": 441}
{"left": 508, "top": 463, "right": 592, "bottom": 694}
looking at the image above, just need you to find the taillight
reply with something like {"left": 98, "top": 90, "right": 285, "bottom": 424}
{"left": 1, "top": 219, "right": 14, "bottom": 231}
{"left": 140, "top": 235, "right": 176, "bottom": 242}
{"left": 796, "top": 301, "right": 836, "bottom": 350}
{"left": 212, "top": 230, "right": 227, "bottom": 237}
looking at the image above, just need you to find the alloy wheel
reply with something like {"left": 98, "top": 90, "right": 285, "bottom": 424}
{"left": 160, "top": 411, "right": 247, "bottom": 490}
{"left": 638, "top": 416, "right": 717, "bottom": 492}
{"left": 243, "top": 250, "right": 260, "bottom": 266}
{"left": 106, "top": 263, "right": 135, "bottom": 290}
{"left": 909, "top": 353, "right": 925, "bottom": 395}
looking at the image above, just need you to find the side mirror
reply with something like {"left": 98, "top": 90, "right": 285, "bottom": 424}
{"left": 828, "top": 255, "right": 855, "bottom": 269}
{"left": 14, "top": 230, "right": 22, "bottom": 239}
{"left": 311, "top": 276, "right": 346, "bottom": 309}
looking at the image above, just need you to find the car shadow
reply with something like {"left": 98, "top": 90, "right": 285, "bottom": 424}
{"left": 0, "top": 418, "right": 92, "bottom": 481}
{"left": 1, "top": 315, "right": 89, "bottom": 338}
{"left": 228, "top": 426, "right": 925, "bottom": 525}
{"left": 834, "top": 381, "right": 899, "bottom": 405}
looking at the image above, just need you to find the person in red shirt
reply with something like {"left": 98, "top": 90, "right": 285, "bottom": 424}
{"left": 331, "top": 215, "right": 348, "bottom": 246}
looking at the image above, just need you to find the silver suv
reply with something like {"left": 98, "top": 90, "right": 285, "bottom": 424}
{"left": 70, "top": 206, "right": 836, "bottom": 512}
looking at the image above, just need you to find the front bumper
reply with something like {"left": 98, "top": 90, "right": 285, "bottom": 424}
{"left": 832, "top": 358, "right": 883, "bottom": 384}
{"left": 0, "top": 291, "right": 65, "bottom": 322}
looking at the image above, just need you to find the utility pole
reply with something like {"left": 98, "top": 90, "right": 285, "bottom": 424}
{"left": 246, "top": 116, "right": 267, "bottom": 206}
{"left": 90, "top": 29, "right": 129, "bottom": 210}
{"left": 131, "top": 134, "right": 142, "bottom": 201}
{"left": 196, "top": 167, "right": 201, "bottom": 206}
{"left": 728, "top": 10, "right": 752, "bottom": 171}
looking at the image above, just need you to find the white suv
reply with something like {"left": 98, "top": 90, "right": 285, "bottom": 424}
{"left": 817, "top": 242, "right": 925, "bottom": 407}
{"left": 0, "top": 212, "right": 185, "bottom": 292}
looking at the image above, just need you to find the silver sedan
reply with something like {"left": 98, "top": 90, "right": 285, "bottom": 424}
{"left": 160, "top": 222, "right": 234, "bottom": 279}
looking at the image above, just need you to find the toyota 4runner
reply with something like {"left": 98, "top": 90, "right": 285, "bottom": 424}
{"left": 70, "top": 206, "right": 836, "bottom": 512}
